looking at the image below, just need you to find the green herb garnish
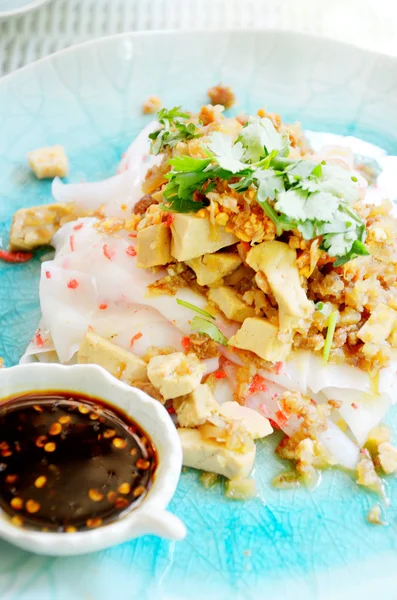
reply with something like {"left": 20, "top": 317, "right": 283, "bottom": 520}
{"left": 149, "top": 107, "right": 202, "bottom": 155}
{"left": 323, "top": 310, "right": 338, "bottom": 363}
{"left": 190, "top": 316, "right": 228, "bottom": 346}
{"left": 149, "top": 107, "right": 370, "bottom": 266}
{"left": 176, "top": 298, "right": 215, "bottom": 320}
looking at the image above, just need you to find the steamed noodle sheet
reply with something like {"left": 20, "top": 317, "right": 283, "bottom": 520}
{"left": 21, "top": 129, "right": 397, "bottom": 471}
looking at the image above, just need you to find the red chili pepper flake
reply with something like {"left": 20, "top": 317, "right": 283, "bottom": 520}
{"left": 275, "top": 410, "right": 288, "bottom": 426}
{"left": 274, "top": 362, "right": 283, "bottom": 375}
{"left": 128, "top": 232, "right": 137, "bottom": 238}
{"left": 129, "top": 332, "right": 143, "bottom": 348}
{"left": 0, "top": 249, "right": 33, "bottom": 263}
{"left": 69, "top": 235, "right": 75, "bottom": 252}
{"left": 45, "top": 270, "right": 51, "bottom": 279}
{"left": 214, "top": 369, "right": 227, "bottom": 379}
{"left": 35, "top": 332, "right": 44, "bottom": 348}
{"left": 164, "top": 214, "right": 175, "bottom": 227}
{"left": 103, "top": 244, "right": 115, "bottom": 260}
{"left": 351, "top": 402, "right": 359, "bottom": 409}
{"left": 310, "top": 399, "right": 317, "bottom": 406}
{"left": 73, "top": 223, "right": 83, "bottom": 231}
{"left": 181, "top": 336, "right": 191, "bottom": 352}
{"left": 67, "top": 279, "right": 79, "bottom": 289}
{"left": 271, "top": 393, "right": 279, "bottom": 401}
{"left": 126, "top": 245, "right": 137, "bottom": 257}
{"left": 249, "top": 374, "right": 268, "bottom": 394}
{"left": 99, "top": 303, "right": 108, "bottom": 310}
{"left": 167, "top": 405, "right": 175, "bottom": 415}
{"left": 268, "top": 418, "right": 281, "bottom": 430}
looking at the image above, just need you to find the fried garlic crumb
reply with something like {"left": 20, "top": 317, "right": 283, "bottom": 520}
{"left": 207, "top": 84, "right": 235, "bottom": 109}
{"left": 142, "top": 95, "right": 162, "bottom": 114}
{"left": 367, "top": 504, "right": 385, "bottom": 525}
{"left": 378, "top": 442, "right": 397, "bottom": 474}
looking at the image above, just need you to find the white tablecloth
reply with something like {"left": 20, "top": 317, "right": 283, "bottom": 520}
{"left": 0, "top": 0, "right": 397, "bottom": 75}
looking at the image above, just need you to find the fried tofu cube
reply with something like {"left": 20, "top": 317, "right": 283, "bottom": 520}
{"left": 171, "top": 214, "right": 237, "bottom": 261}
{"left": 137, "top": 223, "right": 172, "bottom": 268}
{"left": 358, "top": 303, "right": 397, "bottom": 345}
{"left": 78, "top": 332, "right": 148, "bottom": 384}
{"left": 10, "top": 203, "right": 77, "bottom": 251}
{"left": 218, "top": 402, "right": 273, "bottom": 439}
{"left": 178, "top": 428, "right": 256, "bottom": 479}
{"left": 378, "top": 442, "right": 397, "bottom": 474}
{"left": 147, "top": 352, "right": 205, "bottom": 400}
{"left": 208, "top": 286, "right": 256, "bottom": 323}
{"left": 174, "top": 384, "right": 219, "bottom": 428}
{"left": 228, "top": 317, "right": 291, "bottom": 362}
{"left": 187, "top": 252, "right": 242, "bottom": 286}
{"left": 247, "top": 241, "right": 313, "bottom": 333}
{"left": 28, "top": 145, "right": 68, "bottom": 179}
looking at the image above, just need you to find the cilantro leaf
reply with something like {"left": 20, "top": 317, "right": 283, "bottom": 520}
{"left": 301, "top": 164, "right": 360, "bottom": 203}
{"left": 207, "top": 132, "right": 246, "bottom": 173}
{"left": 255, "top": 168, "right": 285, "bottom": 201}
{"left": 176, "top": 298, "right": 215, "bottom": 319}
{"left": 168, "top": 156, "right": 211, "bottom": 172}
{"left": 149, "top": 106, "right": 201, "bottom": 155}
{"left": 190, "top": 316, "right": 228, "bottom": 345}
{"left": 238, "top": 117, "right": 290, "bottom": 163}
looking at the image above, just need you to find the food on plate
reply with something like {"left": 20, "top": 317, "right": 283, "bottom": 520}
{"left": 7, "top": 101, "right": 397, "bottom": 501}
{"left": 207, "top": 84, "right": 235, "bottom": 109}
{"left": 10, "top": 203, "right": 79, "bottom": 251}
{"left": 142, "top": 96, "right": 163, "bottom": 115}
{"left": 28, "top": 145, "right": 69, "bottom": 179}
{"left": 0, "top": 392, "right": 157, "bottom": 531}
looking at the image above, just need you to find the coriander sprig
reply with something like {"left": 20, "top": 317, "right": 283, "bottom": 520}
{"left": 151, "top": 108, "right": 370, "bottom": 266}
{"left": 149, "top": 107, "right": 202, "bottom": 155}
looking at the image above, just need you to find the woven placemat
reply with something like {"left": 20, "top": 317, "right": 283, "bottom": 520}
{"left": 0, "top": 0, "right": 396, "bottom": 75}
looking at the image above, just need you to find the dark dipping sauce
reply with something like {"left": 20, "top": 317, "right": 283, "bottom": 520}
{"left": 0, "top": 392, "right": 157, "bottom": 532}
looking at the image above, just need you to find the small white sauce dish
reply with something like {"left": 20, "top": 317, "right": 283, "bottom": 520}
{"left": 0, "top": 363, "right": 186, "bottom": 555}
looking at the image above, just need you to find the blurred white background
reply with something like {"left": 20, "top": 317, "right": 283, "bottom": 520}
{"left": 1, "top": 0, "right": 397, "bottom": 75}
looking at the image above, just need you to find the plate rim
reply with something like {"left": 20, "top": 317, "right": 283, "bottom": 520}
{"left": 1, "top": 27, "right": 397, "bottom": 83}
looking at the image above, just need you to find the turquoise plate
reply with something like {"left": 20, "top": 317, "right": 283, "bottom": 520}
{"left": 1, "top": 30, "right": 397, "bottom": 600}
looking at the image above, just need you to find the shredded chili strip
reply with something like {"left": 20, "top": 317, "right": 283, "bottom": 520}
{"left": 130, "top": 332, "right": 143, "bottom": 348}
{"left": 0, "top": 250, "right": 33, "bottom": 263}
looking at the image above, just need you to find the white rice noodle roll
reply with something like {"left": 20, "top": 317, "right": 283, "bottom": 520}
{"left": 52, "top": 220, "right": 235, "bottom": 339}
{"left": 321, "top": 386, "right": 391, "bottom": 447}
{"left": 51, "top": 122, "right": 162, "bottom": 216}
{"left": 202, "top": 357, "right": 220, "bottom": 375}
{"left": 379, "top": 361, "right": 397, "bottom": 403}
{"left": 212, "top": 377, "right": 234, "bottom": 405}
{"left": 40, "top": 264, "right": 99, "bottom": 363}
{"left": 308, "top": 354, "right": 373, "bottom": 395}
{"left": 317, "top": 421, "right": 360, "bottom": 470}
{"left": 259, "top": 351, "right": 311, "bottom": 395}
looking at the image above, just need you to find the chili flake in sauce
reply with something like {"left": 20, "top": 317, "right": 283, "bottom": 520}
{"left": 0, "top": 393, "right": 157, "bottom": 532}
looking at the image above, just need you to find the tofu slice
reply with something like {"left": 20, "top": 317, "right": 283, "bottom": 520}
{"left": 147, "top": 352, "right": 205, "bottom": 400}
{"left": 174, "top": 384, "right": 219, "bottom": 428}
{"left": 78, "top": 332, "right": 148, "bottom": 384}
{"left": 228, "top": 317, "right": 291, "bottom": 362}
{"left": 171, "top": 213, "right": 237, "bottom": 261}
{"left": 358, "top": 303, "right": 397, "bottom": 345}
{"left": 137, "top": 223, "right": 172, "bottom": 268}
{"left": 186, "top": 252, "right": 241, "bottom": 286}
{"left": 28, "top": 145, "right": 69, "bottom": 179}
{"left": 208, "top": 286, "right": 256, "bottom": 323}
{"left": 218, "top": 402, "right": 273, "bottom": 439}
{"left": 247, "top": 241, "right": 313, "bottom": 333}
{"left": 10, "top": 203, "right": 77, "bottom": 251}
{"left": 178, "top": 428, "right": 256, "bottom": 479}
